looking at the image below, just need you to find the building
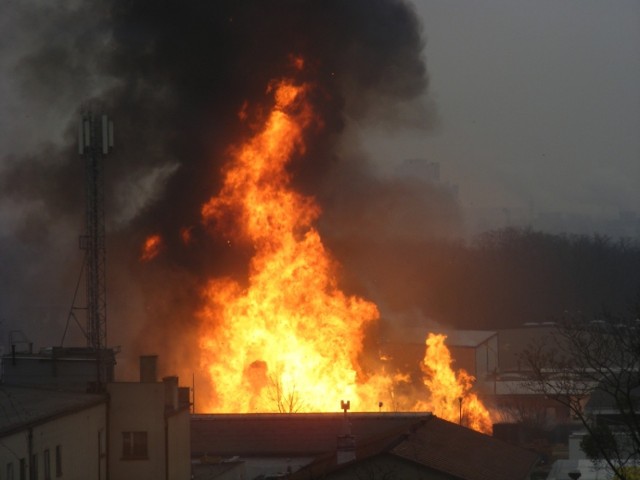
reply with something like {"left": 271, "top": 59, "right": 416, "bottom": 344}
{"left": 545, "top": 376, "right": 640, "bottom": 480}
{"left": 379, "top": 328, "right": 498, "bottom": 385}
{"left": 108, "top": 355, "right": 191, "bottom": 480}
{"left": 0, "top": 386, "right": 107, "bottom": 479}
{"left": 0, "top": 348, "right": 191, "bottom": 480}
{"left": 191, "top": 412, "right": 540, "bottom": 480}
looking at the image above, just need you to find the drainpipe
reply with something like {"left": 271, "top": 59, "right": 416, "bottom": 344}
{"left": 28, "top": 427, "right": 33, "bottom": 480}
{"left": 164, "top": 418, "right": 169, "bottom": 480}
{"left": 105, "top": 395, "right": 110, "bottom": 480}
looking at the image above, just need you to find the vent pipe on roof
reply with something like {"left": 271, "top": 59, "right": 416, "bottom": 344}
{"left": 337, "top": 400, "right": 356, "bottom": 464}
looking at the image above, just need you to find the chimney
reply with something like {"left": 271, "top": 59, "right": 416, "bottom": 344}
{"left": 163, "top": 376, "right": 179, "bottom": 411}
{"left": 139, "top": 355, "right": 158, "bottom": 383}
{"left": 336, "top": 400, "right": 356, "bottom": 464}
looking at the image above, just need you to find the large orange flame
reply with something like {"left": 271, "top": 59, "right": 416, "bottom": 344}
{"left": 192, "top": 71, "right": 492, "bottom": 432}
{"left": 198, "top": 79, "right": 389, "bottom": 412}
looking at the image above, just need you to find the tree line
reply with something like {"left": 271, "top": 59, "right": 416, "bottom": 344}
{"left": 334, "top": 227, "right": 640, "bottom": 329}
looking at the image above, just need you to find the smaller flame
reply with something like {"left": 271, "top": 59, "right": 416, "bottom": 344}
{"left": 290, "top": 54, "right": 305, "bottom": 71}
{"left": 180, "top": 227, "right": 193, "bottom": 246}
{"left": 417, "top": 333, "right": 492, "bottom": 433}
{"left": 140, "top": 234, "right": 163, "bottom": 262}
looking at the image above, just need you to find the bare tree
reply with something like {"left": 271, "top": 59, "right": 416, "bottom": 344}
{"left": 492, "top": 394, "right": 553, "bottom": 431}
{"left": 521, "top": 312, "right": 640, "bottom": 480}
{"left": 267, "top": 373, "right": 305, "bottom": 413}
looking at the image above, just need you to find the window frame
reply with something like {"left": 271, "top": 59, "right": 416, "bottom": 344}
{"left": 55, "top": 446, "right": 62, "bottom": 478}
{"left": 43, "top": 449, "right": 51, "bottom": 480}
{"left": 121, "top": 431, "right": 149, "bottom": 460}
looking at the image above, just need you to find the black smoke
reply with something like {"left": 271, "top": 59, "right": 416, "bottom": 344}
{"left": 0, "top": 0, "right": 457, "bottom": 380}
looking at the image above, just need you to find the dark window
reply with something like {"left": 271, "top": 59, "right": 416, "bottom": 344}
{"left": 43, "top": 450, "right": 50, "bottom": 480}
{"left": 19, "top": 458, "right": 25, "bottom": 480}
{"left": 55, "top": 446, "right": 61, "bottom": 478}
{"left": 7, "top": 462, "right": 14, "bottom": 480}
{"left": 122, "top": 431, "right": 148, "bottom": 459}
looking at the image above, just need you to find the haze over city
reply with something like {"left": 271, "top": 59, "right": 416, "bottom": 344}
{"left": 0, "top": 0, "right": 638, "bottom": 380}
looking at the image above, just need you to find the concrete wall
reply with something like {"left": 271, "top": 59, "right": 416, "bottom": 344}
{"left": 108, "top": 381, "right": 191, "bottom": 480}
{"left": 167, "top": 409, "right": 191, "bottom": 480}
{"left": 476, "top": 335, "right": 498, "bottom": 379}
{"left": 0, "top": 402, "right": 107, "bottom": 480}
{"left": 108, "top": 382, "right": 167, "bottom": 480}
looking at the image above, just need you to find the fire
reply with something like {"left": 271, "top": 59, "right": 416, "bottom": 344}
{"left": 180, "top": 226, "right": 193, "bottom": 245}
{"left": 140, "top": 234, "right": 162, "bottom": 262}
{"left": 191, "top": 66, "right": 492, "bottom": 430}
{"left": 416, "top": 334, "right": 492, "bottom": 433}
{"left": 198, "top": 77, "right": 389, "bottom": 412}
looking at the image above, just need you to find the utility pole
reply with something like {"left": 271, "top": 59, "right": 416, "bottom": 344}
{"left": 78, "top": 110, "right": 113, "bottom": 387}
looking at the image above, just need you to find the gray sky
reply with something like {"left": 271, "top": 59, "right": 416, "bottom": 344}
{"left": 0, "top": 0, "right": 638, "bottom": 353}
{"left": 1, "top": 0, "right": 639, "bottom": 226}
{"left": 364, "top": 0, "right": 640, "bottom": 219}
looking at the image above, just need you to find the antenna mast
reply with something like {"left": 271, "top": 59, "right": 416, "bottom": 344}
{"left": 78, "top": 110, "right": 113, "bottom": 384}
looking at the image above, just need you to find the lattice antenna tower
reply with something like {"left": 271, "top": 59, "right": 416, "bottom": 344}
{"left": 78, "top": 111, "right": 113, "bottom": 358}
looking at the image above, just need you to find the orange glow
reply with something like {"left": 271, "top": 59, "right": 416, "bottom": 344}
{"left": 140, "top": 234, "right": 162, "bottom": 262}
{"left": 180, "top": 226, "right": 193, "bottom": 245}
{"left": 416, "top": 334, "right": 492, "bottom": 433}
{"left": 195, "top": 71, "right": 492, "bottom": 430}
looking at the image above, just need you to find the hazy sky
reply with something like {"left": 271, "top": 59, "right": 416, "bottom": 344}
{"left": 0, "top": 0, "right": 638, "bottom": 356}
{"left": 366, "top": 0, "right": 640, "bottom": 218}
{"left": 1, "top": 1, "right": 638, "bottom": 222}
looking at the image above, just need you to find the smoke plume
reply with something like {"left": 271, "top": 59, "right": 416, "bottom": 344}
{"left": 0, "top": 0, "right": 459, "bottom": 379}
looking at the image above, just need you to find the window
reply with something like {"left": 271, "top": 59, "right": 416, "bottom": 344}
{"left": 43, "top": 450, "right": 50, "bottom": 480}
{"left": 122, "top": 431, "right": 148, "bottom": 459}
{"left": 55, "top": 446, "right": 62, "bottom": 478}
{"left": 19, "top": 458, "right": 25, "bottom": 480}
{"left": 6, "top": 462, "right": 14, "bottom": 480}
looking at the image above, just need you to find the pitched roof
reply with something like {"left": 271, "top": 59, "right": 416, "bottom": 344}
{"left": 390, "top": 417, "right": 539, "bottom": 480}
{"left": 192, "top": 413, "right": 539, "bottom": 480}
{"left": 291, "top": 416, "right": 539, "bottom": 480}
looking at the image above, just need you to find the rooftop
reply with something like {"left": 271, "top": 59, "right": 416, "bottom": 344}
{"left": 291, "top": 415, "right": 540, "bottom": 480}
{"left": 191, "top": 412, "right": 430, "bottom": 457}
{"left": 0, "top": 385, "right": 106, "bottom": 436}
